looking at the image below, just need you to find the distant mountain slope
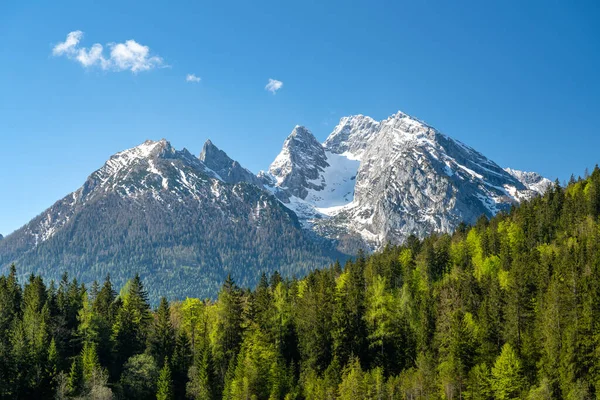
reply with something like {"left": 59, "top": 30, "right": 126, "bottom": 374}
{"left": 0, "top": 139, "right": 342, "bottom": 300}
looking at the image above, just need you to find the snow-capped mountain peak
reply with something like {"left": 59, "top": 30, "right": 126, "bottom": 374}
{"left": 0, "top": 139, "right": 331, "bottom": 301}
{"left": 266, "top": 110, "right": 551, "bottom": 250}
{"left": 268, "top": 126, "right": 329, "bottom": 198}
{"left": 324, "top": 114, "right": 380, "bottom": 159}
{"left": 0, "top": 111, "right": 554, "bottom": 299}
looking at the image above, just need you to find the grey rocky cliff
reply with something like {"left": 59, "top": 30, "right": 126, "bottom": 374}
{"left": 505, "top": 168, "right": 553, "bottom": 195}
{"left": 268, "top": 126, "right": 329, "bottom": 199}
{"left": 323, "top": 115, "right": 380, "bottom": 158}
{"left": 199, "top": 139, "right": 262, "bottom": 186}
{"left": 266, "top": 111, "right": 551, "bottom": 249}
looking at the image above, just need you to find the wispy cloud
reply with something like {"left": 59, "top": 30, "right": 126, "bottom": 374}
{"left": 265, "top": 78, "right": 283, "bottom": 94}
{"left": 52, "top": 31, "right": 164, "bottom": 73}
{"left": 186, "top": 74, "right": 201, "bottom": 83}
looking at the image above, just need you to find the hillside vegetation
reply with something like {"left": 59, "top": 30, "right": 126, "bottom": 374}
{"left": 1, "top": 169, "right": 600, "bottom": 399}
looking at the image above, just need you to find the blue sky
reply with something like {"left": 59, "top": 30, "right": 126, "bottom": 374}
{"left": 1, "top": 0, "right": 599, "bottom": 235}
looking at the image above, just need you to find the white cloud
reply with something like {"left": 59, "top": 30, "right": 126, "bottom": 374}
{"left": 186, "top": 74, "right": 201, "bottom": 83}
{"left": 52, "top": 31, "right": 83, "bottom": 56}
{"left": 265, "top": 78, "right": 283, "bottom": 94}
{"left": 76, "top": 43, "right": 108, "bottom": 68}
{"left": 52, "top": 31, "right": 164, "bottom": 73}
{"left": 109, "top": 40, "right": 163, "bottom": 73}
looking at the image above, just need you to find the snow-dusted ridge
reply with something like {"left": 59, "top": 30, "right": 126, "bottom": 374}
{"left": 12, "top": 110, "right": 550, "bottom": 253}
{"left": 505, "top": 168, "right": 553, "bottom": 195}
{"left": 264, "top": 110, "right": 552, "bottom": 250}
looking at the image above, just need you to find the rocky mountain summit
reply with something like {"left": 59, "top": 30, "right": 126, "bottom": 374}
{"left": 199, "top": 139, "right": 262, "bottom": 186}
{"left": 264, "top": 111, "right": 551, "bottom": 249}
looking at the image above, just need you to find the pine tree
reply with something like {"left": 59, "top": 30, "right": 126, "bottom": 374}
{"left": 171, "top": 331, "right": 193, "bottom": 400}
{"left": 157, "top": 358, "right": 174, "bottom": 400}
{"left": 337, "top": 357, "right": 366, "bottom": 400}
{"left": 187, "top": 344, "right": 216, "bottom": 400}
{"left": 332, "top": 256, "right": 367, "bottom": 368}
{"left": 21, "top": 274, "right": 51, "bottom": 395}
{"left": 93, "top": 274, "right": 117, "bottom": 368}
{"left": 66, "top": 358, "right": 83, "bottom": 397}
{"left": 112, "top": 274, "right": 152, "bottom": 374}
{"left": 45, "top": 338, "right": 59, "bottom": 394}
{"left": 81, "top": 341, "right": 101, "bottom": 384}
{"left": 213, "top": 274, "right": 243, "bottom": 386}
{"left": 491, "top": 343, "right": 525, "bottom": 400}
{"left": 148, "top": 297, "right": 176, "bottom": 368}
{"left": 0, "top": 265, "right": 21, "bottom": 397}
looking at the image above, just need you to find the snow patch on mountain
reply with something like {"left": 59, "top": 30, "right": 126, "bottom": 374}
{"left": 505, "top": 168, "right": 553, "bottom": 195}
{"left": 305, "top": 152, "right": 360, "bottom": 211}
{"left": 266, "top": 110, "right": 551, "bottom": 250}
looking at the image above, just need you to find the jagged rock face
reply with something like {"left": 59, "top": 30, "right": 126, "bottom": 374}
{"left": 267, "top": 111, "right": 551, "bottom": 249}
{"left": 323, "top": 115, "right": 379, "bottom": 158}
{"left": 342, "top": 112, "right": 527, "bottom": 245}
{"left": 268, "top": 126, "right": 329, "bottom": 199}
{"left": 199, "top": 140, "right": 262, "bottom": 186}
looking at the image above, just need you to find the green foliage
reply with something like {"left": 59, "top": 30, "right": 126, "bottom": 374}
{"left": 337, "top": 357, "right": 366, "bottom": 399}
{"left": 491, "top": 343, "right": 525, "bottom": 399}
{"left": 2, "top": 171, "right": 600, "bottom": 398}
{"left": 66, "top": 358, "right": 83, "bottom": 397}
{"left": 112, "top": 274, "right": 152, "bottom": 374}
{"left": 148, "top": 297, "right": 176, "bottom": 368}
{"left": 120, "top": 353, "right": 159, "bottom": 399}
{"left": 81, "top": 341, "right": 101, "bottom": 384}
{"left": 157, "top": 359, "right": 174, "bottom": 400}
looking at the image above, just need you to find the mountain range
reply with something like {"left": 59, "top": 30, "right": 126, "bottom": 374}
{"left": 0, "top": 111, "right": 551, "bottom": 299}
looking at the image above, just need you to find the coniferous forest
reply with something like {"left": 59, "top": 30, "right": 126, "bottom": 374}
{"left": 3, "top": 169, "right": 600, "bottom": 399}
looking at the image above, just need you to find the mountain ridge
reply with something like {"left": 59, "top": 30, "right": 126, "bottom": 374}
{"left": 264, "top": 110, "right": 551, "bottom": 249}
{"left": 0, "top": 138, "right": 343, "bottom": 299}
{"left": 0, "top": 109, "right": 551, "bottom": 298}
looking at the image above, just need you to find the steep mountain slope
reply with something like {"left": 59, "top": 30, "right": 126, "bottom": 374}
{"left": 0, "top": 139, "right": 342, "bottom": 300}
{"left": 199, "top": 139, "right": 262, "bottom": 186}
{"left": 323, "top": 114, "right": 380, "bottom": 158}
{"left": 268, "top": 126, "right": 330, "bottom": 199}
{"left": 265, "top": 111, "right": 549, "bottom": 250}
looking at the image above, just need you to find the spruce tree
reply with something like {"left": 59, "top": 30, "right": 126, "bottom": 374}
{"left": 66, "top": 358, "right": 83, "bottom": 397}
{"left": 213, "top": 274, "right": 243, "bottom": 386}
{"left": 112, "top": 274, "right": 152, "bottom": 374}
{"left": 157, "top": 358, "right": 174, "bottom": 400}
{"left": 491, "top": 343, "right": 525, "bottom": 400}
{"left": 148, "top": 297, "right": 176, "bottom": 368}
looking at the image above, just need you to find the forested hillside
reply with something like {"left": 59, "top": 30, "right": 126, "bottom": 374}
{"left": 0, "top": 143, "right": 344, "bottom": 302}
{"left": 2, "top": 169, "right": 600, "bottom": 399}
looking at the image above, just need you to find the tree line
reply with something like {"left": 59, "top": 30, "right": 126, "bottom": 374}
{"left": 2, "top": 168, "right": 600, "bottom": 398}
